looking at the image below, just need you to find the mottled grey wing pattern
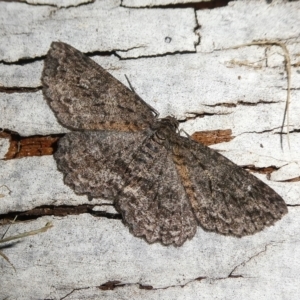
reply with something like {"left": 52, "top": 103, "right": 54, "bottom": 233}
{"left": 173, "top": 136, "right": 288, "bottom": 236}
{"left": 115, "top": 134, "right": 197, "bottom": 246}
{"left": 54, "top": 130, "right": 150, "bottom": 199}
{"left": 55, "top": 130, "right": 197, "bottom": 246}
{"left": 42, "top": 42, "right": 156, "bottom": 131}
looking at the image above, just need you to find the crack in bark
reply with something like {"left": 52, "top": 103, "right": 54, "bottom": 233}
{"left": 121, "top": 0, "right": 230, "bottom": 10}
{"left": 243, "top": 165, "right": 279, "bottom": 175}
{"left": 227, "top": 242, "right": 283, "bottom": 278}
{"left": 0, "top": 86, "right": 42, "bottom": 94}
{"left": 0, "top": 204, "right": 122, "bottom": 224}
{"left": 275, "top": 129, "right": 300, "bottom": 135}
{"left": 10, "top": 0, "right": 95, "bottom": 10}
{"left": 181, "top": 110, "right": 232, "bottom": 122}
{"left": 0, "top": 55, "right": 45, "bottom": 65}
{"left": 236, "top": 127, "right": 282, "bottom": 136}
{"left": 0, "top": 45, "right": 200, "bottom": 64}
{"left": 203, "top": 100, "right": 281, "bottom": 108}
{"left": 116, "top": 50, "right": 199, "bottom": 61}
{"left": 54, "top": 243, "right": 284, "bottom": 298}
{"left": 98, "top": 280, "right": 125, "bottom": 290}
{"left": 58, "top": 261, "right": 255, "bottom": 299}
{"left": 193, "top": 7, "right": 201, "bottom": 49}
{"left": 73, "top": 46, "right": 198, "bottom": 61}
{"left": 86, "top": 46, "right": 144, "bottom": 60}
{"left": 58, "top": 0, "right": 95, "bottom": 9}
{"left": 60, "top": 286, "right": 90, "bottom": 300}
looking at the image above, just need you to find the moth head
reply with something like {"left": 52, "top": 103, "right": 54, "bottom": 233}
{"left": 160, "top": 116, "right": 179, "bottom": 131}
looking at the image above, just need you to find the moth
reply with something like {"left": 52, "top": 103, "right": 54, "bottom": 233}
{"left": 42, "top": 42, "right": 287, "bottom": 246}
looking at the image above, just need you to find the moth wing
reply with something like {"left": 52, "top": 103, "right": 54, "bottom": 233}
{"left": 115, "top": 135, "right": 198, "bottom": 246}
{"left": 42, "top": 42, "right": 156, "bottom": 131}
{"left": 55, "top": 129, "right": 197, "bottom": 246}
{"left": 54, "top": 130, "right": 150, "bottom": 199}
{"left": 173, "top": 136, "right": 288, "bottom": 236}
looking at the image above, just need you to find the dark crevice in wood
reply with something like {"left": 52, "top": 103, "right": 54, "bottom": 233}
{"left": 243, "top": 165, "right": 279, "bottom": 175}
{"left": 237, "top": 100, "right": 280, "bottom": 106}
{"left": 116, "top": 49, "right": 198, "bottom": 60}
{"left": 275, "top": 129, "right": 300, "bottom": 135}
{"left": 181, "top": 112, "right": 219, "bottom": 121}
{"left": 139, "top": 284, "right": 154, "bottom": 290}
{"left": 122, "top": 0, "right": 231, "bottom": 10}
{"left": 86, "top": 50, "right": 118, "bottom": 58}
{"left": 0, "top": 204, "right": 122, "bottom": 224}
{"left": 228, "top": 274, "right": 244, "bottom": 278}
{"left": 204, "top": 100, "right": 280, "bottom": 108}
{"left": 1, "top": 55, "right": 45, "bottom": 65}
{"left": 0, "top": 86, "right": 42, "bottom": 93}
{"left": 98, "top": 281, "right": 125, "bottom": 291}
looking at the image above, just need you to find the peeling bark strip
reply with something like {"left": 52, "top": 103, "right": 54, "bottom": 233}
{"left": 41, "top": 42, "right": 287, "bottom": 246}
{"left": 244, "top": 165, "right": 279, "bottom": 175}
{"left": 1, "top": 132, "right": 61, "bottom": 160}
{"left": 191, "top": 129, "right": 233, "bottom": 146}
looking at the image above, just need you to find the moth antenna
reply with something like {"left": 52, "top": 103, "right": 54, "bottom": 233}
{"left": 125, "top": 75, "right": 159, "bottom": 117}
{"left": 124, "top": 74, "right": 136, "bottom": 93}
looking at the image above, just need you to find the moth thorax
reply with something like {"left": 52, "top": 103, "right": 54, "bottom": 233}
{"left": 159, "top": 116, "right": 179, "bottom": 131}
{"left": 152, "top": 116, "right": 179, "bottom": 145}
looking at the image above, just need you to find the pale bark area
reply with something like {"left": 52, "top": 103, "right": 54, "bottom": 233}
{"left": 0, "top": 0, "right": 300, "bottom": 299}
{"left": 24, "top": 0, "right": 94, "bottom": 7}
{"left": 123, "top": 0, "right": 212, "bottom": 6}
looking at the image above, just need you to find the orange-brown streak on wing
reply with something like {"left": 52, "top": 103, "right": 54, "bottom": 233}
{"left": 72, "top": 120, "right": 148, "bottom": 132}
{"left": 173, "top": 136, "right": 288, "bottom": 237}
{"left": 172, "top": 153, "right": 202, "bottom": 218}
{"left": 115, "top": 140, "right": 198, "bottom": 246}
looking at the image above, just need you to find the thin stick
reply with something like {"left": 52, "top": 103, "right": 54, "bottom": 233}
{"left": 0, "top": 222, "right": 53, "bottom": 271}
{"left": 230, "top": 40, "right": 291, "bottom": 149}
{"left": 1, "top": 215, "right": 18, "bottom": 240}
{"left": 0, "top": 222, "right": 53, "bottom": 244}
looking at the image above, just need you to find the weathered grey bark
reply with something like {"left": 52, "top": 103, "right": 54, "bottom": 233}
{"left": 0, "top": 0, "right": 299, "bottom": 299}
